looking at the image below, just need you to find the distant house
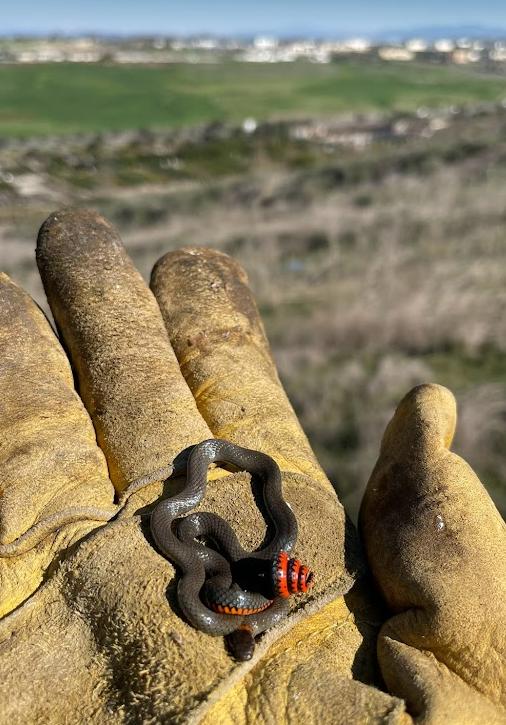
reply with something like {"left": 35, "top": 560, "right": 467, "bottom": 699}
{"left": 378, "top": 47, "right": 415, "bottom": 62}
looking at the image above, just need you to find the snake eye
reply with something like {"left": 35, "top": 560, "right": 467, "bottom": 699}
{"left": 273, "top": 551, "right": 315, "bottom": 598}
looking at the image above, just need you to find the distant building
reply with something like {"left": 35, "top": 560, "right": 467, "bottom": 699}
{"left": 254, "top": 36, "right": 278, "bottom": 50}
{"left": 378, "top": 47, "right": 415, "bottom": 62}
{"left": 344, "top": 38, "right": 371, "bottom": 53}
{"left": 434, "top": 39, "right": 455, "bottom": 53}
{"left": 452, "top": 49, "right": 481, "bottom": 64}
{"left": 490, "top": 42, "right": 506, "bottom": 62}
{"left": 406, "top": 38, "right": 428, "bottom": 53}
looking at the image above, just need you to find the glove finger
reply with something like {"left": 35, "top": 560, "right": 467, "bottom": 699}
{"left": 360, "top": 383, "right": 506, "bottom": 714}
{"left": 150, "top": 247, "right": 326, "bottom": 485}
{"left": 0, "top": 274, "right": 115, "bottom": 615}
{"left": 36, "top": 209, "right": 212, "bottom": 492}
{"left": 150, "top": 248, "right": 361, "bottom": 620}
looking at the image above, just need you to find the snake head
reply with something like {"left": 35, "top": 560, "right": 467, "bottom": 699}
{"left": 226, "top": 624, "right": 256, "bottom": 661}
{"left": 273, "top": 550, "right": 315, "bottom": 599}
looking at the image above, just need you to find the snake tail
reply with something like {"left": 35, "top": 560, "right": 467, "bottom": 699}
{"left": 273, "top": 551, "right": 315, "bottom": 599}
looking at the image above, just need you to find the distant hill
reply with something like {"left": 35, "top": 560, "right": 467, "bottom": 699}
{"left": 278, "top": 24, "right": 506, "bottom": 42}
{"left": 374, "top": 25, "right": 506, "bottom": 42}
{"left": 1, "top": 24, "right": 505, "bottom": 42}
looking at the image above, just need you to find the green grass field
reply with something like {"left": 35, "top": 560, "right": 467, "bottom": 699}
{"left": 0, "top": 60, "right": 505, "bottom": 137}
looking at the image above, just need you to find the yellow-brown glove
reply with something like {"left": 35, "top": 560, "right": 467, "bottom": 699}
{"left": 0, "top": 208, "right": 503, "bottom": 724}
{"left": 360, "top": 383, "right": 506, "bottom": 723}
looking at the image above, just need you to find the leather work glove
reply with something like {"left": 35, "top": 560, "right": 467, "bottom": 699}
{"left": 0, "top": 208, "right": 503, "bottom": 724}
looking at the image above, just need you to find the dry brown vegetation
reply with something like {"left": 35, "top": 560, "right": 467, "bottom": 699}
{"left": 1, "top": 108, "right": 506, "bottom": 520}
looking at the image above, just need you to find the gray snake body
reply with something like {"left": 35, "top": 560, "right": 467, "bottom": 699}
{"left": 150, "top": 439, "right": 311, "bottom": 647}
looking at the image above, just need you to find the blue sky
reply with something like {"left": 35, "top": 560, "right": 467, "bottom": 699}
{"left": 2, "top": 1, "right": 506, "bottom": 37}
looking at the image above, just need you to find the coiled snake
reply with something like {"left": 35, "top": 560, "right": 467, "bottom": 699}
{"left": 150, "top": 439, "right": 314, "bottom": 660}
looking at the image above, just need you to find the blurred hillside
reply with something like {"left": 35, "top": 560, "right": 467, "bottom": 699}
{"left": 0, "top": 60, "right": 506, "bottom": 136}
{"left": 1, "top": 62, "right": 505, "bottom": 520}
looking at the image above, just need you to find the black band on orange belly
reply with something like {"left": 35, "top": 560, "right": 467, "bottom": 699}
{"left": 204, "top": 579, "right": 274, "bottom": 615}
{"left": 288, "top": 556, "right": 301, "bottom": 594}
{"left": 274, "top": 550, "right": 290, "bottom": 597}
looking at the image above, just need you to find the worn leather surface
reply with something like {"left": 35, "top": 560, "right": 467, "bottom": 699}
{"left": 0, "top": 208, "right": 503, "bottom": 724}
{"left": 361, "top": 383, "right": 506, "bottom": 723}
